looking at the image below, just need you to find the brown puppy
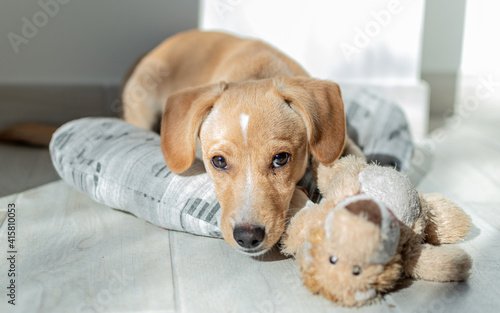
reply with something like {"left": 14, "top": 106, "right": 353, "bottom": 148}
{"left": 122, "top": 30, "right": 347, "bottom": 256}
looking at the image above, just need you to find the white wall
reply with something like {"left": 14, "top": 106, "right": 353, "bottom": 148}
{"left": 0, "top": 0, "right": 199, "bottom": 85}
{"left": 459, "top": 0, "right": 500, "bottom": 102}
{"left": 201, "top": 0, "right": 425, "bottom": 86}
{"left": 420, "top": 0, "right": 467, "bottom": 75}
{"left": 461, "top": 0, "right": 500, "bottom": 76}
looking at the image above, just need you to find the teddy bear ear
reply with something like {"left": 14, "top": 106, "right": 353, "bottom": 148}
{"left": 336, "top": 194, "right": 401, "bottom": 265}
{"left": 369, "top": 203, "right": 401, "bottom": 265}
{"left": 344, "top": 199, "right": 383, "bottom": 227}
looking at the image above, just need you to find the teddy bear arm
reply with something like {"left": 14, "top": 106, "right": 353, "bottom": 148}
{"left": 420, "top": 193, "right": 472, "bottom": 245}
{"left": 403, "top": 243, "right": 472, "bottom": 282}
{"left": 282, "top": 203, "right": 331, "bottom": 256}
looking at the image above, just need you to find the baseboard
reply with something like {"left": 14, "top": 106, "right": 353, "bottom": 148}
{"left": 0, "top": 84, "right": 120, "bottom": 130}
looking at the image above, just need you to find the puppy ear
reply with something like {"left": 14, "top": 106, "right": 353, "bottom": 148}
{"left": 274, "top": 77, "right": 346, "bottom": 165}
{"left": 161, "top": 81, "right": 227, "bottom": 173}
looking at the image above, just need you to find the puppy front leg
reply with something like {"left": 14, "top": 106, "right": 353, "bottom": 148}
{"left": 342, "top": 135, "right": 365, "bottom": 159}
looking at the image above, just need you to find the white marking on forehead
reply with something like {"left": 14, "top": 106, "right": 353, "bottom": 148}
{"left": 241, "top": 164, "right": 252, "bottom": 218}
{"left": 236, "top": 160, "right": 255, "bottom": 224}
{"left": 239, "top": 113, "right": 250, "bottom": 144}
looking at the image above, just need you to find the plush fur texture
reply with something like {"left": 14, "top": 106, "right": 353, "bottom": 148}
{"left": 282, "top": 155, "right": 473, "bottom": 307}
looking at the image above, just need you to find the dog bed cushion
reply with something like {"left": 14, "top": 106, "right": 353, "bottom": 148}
{"left": 49, "top": 89, "right": 413, "bottom": 238}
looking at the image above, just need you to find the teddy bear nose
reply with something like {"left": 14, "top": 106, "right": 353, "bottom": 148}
{"left": 233, "top": 225, "right": 265, "bottom": 249}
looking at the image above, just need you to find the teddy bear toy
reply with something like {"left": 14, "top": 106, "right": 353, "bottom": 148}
{"left": 282, "top": 155, "right": 473, "bottom": 307}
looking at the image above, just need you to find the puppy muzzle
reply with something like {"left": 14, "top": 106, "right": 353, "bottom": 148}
{"left": 233, "top": 224, "right": 268, "bottom": 256}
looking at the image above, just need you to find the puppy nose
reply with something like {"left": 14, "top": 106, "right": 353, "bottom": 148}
{"left": 233, "top": 225, "right": 265, "bottom": 249}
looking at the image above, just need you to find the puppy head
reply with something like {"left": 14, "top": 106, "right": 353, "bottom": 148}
{"left": 297, "top": 196, "right": 402, "bottom": 307}
{"left": 161, "top": 77, "right": 346, "bottom": 255}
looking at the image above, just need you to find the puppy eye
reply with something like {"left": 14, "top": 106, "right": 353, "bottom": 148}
{"left": 353, "top": 265, "right": 362, "bottom": 276}
{"left": 211, "top": 156, "right": 227, "bottom": 169}
{"left": 272, "top": 152, "right": 290, "bottom": 168}
{"left": 329, "top": 256, "right": 338, "bottom": 265}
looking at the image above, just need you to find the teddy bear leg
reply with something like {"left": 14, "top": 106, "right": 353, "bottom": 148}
{"left": 421, "top": 193, "right": 472, "bottom": 245}
{"left": 404, "top": 243, "right": 472, "bottom": 282}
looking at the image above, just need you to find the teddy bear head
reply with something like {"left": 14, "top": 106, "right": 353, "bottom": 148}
{"left": 296, "top": 194, "right": 403, "bottom": 307}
